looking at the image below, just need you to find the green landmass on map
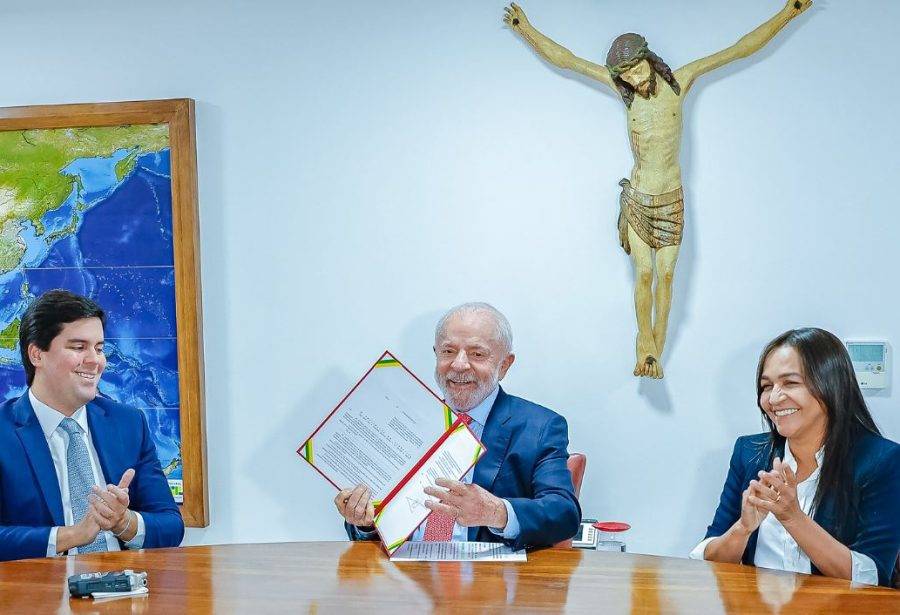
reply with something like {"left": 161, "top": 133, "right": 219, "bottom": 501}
{"left": 46, "top": 212, "right": 78, "bottom": 244}
{"left": 0, "top": 319, "right": 19, "bottom": 350}
{"left": 114, "top": 148, "right": 140, "bottom": 181}
{"left": 0, "top": 220, "right": 24, "bottom": 272}
{"left": 0, "top": 124, "right": 169, "bottom": 273}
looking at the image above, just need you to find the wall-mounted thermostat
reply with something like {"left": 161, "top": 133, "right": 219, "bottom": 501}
{"left": 845, "top": 341, "right": 889, "bottom": 390}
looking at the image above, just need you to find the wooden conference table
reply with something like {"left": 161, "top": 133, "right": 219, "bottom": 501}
{"left": 0, "top": 541, "right": 897, "bottom": 614}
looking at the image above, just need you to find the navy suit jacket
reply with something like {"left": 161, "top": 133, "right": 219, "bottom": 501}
{"left": 0, "top": 393, "right": 184, "bottom": 561}
{"left": 704, "top": 431, "right": 900, "bottom": 586}
{"left": 347, "top": 387, "right": 581, "bottom": 550}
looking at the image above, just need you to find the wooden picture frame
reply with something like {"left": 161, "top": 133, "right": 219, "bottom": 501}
{"left": 0, "top": 99, "right": 208, "bottom": 527}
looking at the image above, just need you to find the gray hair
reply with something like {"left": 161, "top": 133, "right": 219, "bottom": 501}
{"left": 434, "top": 302, "right": 513, "bottom": 354}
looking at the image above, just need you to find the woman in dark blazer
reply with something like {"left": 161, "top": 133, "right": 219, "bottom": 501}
{"left": 691, "top": 328, "right": 900, "bottom": 586}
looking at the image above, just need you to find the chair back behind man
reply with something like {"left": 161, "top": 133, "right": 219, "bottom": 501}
{"left": 567, "top": 453, "right": 586, "bottom": 497}
{"left": 553, "top": 453, "right": 587, "bottom": 548}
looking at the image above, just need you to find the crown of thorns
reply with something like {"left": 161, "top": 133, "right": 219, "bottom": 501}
{"left": 606, "top": 34, "right": 650, "bottom": 77}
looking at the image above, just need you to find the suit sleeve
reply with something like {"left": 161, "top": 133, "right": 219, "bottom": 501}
{"left": 344, "top": 521, "right": 379, "bottom": 541}
{"left": 505, "top": 414, "right": 581, "bottom": 550}
{"left": 0, "top": 436, "right": 54, "bottom": 560}
{"left": 704, "top": 438, "right": 747, "bottom": 541}
{"left": 128, "top": 411, "right": 184, "bottom": 549}
{"left": 845, "top": 444, "right": 900, "bottom": 586}
{"left": 0, "top": 519, "right": 52, "bottom": 561}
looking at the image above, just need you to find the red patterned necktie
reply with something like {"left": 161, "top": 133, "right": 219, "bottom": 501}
{"left": 423, "top": 411, "right": 471, "bottom": 541}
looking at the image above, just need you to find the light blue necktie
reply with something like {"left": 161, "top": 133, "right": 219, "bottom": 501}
{"left": 59, "top": 417, "right": 107, "bottom": 553}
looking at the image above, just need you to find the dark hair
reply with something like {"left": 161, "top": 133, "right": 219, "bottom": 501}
{"left": 755, "top": 327, "right": 880, "bottom": 540}
{"left": 19, "top": 289, "right": 105, "bottom": 385}
{"left": 612, "top": 50, "right": 681, "bottom": 108}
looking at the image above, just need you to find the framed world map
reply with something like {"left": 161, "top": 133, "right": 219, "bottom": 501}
{"left": 0, "top": 99, "right": 208, "bottom": 527}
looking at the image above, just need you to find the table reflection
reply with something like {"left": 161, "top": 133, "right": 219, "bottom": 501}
{"left": 630, "top": 561, "right": 662, "bottom": 614}
{"left": 713, "top": 563, "right": 864, "bottom": 614}
{"left": 337, "top": 543, "right": 582, "bottom": 613}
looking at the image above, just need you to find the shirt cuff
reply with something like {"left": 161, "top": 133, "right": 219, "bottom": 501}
{"left": 123, "top": 512, "right": 146, "bottom": 549}
{"left": 488, "top": 499, "right": 520, "bottom": 540}
{"left": 850, "top": 550, "right": 878, "bottom": 586}
{"left": 689, "top": 536, "right": 716, "bottom": 560}
{"left": 47, "top": 526, "right": 59, "bottom": 557}
{"left": 355, "top": 525, "right": 379, "bottom": 539}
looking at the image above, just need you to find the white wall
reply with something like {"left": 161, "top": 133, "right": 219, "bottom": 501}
{"left": 3, "top": 0, "right": 898, "bottom": 557}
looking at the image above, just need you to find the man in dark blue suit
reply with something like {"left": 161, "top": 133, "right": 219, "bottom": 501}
{"left": 335, "top": 302, "right": 580, "bottom": 550}
{"left": 0, "top": 290, "right": 183, "bottom": 561}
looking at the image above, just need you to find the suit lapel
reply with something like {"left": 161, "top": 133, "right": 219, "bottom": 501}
{"left": 12, "top": 394, "right": 65, "bottom": 526}
{"left": 86, "top": 401, "right": 116, "bottom": 485}
{"left": 473, "top": 388, "right": 513, "bottom": 490}
{"left": 469, "top": 388, "right": 514, "bottom": 541}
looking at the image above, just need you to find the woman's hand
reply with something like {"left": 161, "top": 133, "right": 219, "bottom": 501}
{"left": 739, "top": 484, "right": 767, "bottom": 533}
{"left": 748, "top": 457, "right": 804, "bottom": 528}
{"left": 704, "top": 486, "right": 763, "bottom": 563}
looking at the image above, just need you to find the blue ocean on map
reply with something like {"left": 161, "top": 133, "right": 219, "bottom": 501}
{"left": 0, "top": 147, "right": 182, "bottom": 481}
{"left": 40, "top": 189, "right": 76, "bottom": 230}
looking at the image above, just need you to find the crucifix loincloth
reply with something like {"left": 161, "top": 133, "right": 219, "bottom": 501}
{"left": 617, "top": 178, "right": 684, "bottom": 254}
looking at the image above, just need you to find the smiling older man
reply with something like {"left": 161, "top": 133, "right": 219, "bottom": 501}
{"left": 335, "top": 302, "right": 580, "bottom": 549}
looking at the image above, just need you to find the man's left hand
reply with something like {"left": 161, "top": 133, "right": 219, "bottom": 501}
{"left": 89, "top": 468, "right": 135, "bottom": 535}
{"left": 423, "top": 479, "right": 508, "bottom": 529}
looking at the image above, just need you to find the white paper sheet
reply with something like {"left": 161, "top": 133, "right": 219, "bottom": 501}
{"left": 91, "top": 587, "right": 150, "bottom": 601}
{"left": 302, "top": 354, "right": 449, "bottom": 501}
{"left": 374, "top": 422, "right": 484, "bottom": 553}
{"left": 389, "top": 541, "right": 526, "bottom": 562}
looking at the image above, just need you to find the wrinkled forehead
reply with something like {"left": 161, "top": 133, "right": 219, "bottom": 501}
{"left": 435, "top": 311, "right": 502, "bottom": 348}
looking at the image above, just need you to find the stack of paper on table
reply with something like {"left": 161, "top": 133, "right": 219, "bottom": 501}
{"left": 389, "top": 541, "right": 526, "bottom": 562}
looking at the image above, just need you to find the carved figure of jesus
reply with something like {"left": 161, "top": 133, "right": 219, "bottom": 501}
{"left": 505, "top": 1, "right": 811, "bottom": 378}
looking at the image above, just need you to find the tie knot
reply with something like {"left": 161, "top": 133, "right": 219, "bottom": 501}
{"left": 456, "top": 412, "right": 472, "bottom": 426}
{"left": 59, "top": 417, "right": 82, "bottom": 436}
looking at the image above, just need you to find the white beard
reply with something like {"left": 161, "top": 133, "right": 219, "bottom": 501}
{"left": 435, "top": 365, "right": 500, "bottom": 412}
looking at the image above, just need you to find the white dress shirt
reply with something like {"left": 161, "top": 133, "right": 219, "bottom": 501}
{"left": 689, "top": 444, "right": 878, "bottom": 585}
{"left": 29, "top": 390, "right": 145, "bottom": 556}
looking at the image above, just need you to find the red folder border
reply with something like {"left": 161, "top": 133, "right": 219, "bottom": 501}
{"left": 375, "top": 418, "right": 485, "bottom": 555}
{"left": 295, "top": 350, "right": 451, "bottom": 492}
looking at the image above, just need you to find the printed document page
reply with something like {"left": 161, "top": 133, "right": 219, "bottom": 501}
{"left": 389, "top": 541, "right": 526, "bottom": 562}
{"left": 301, "top": 354, "right": 448, "bottom": 500}
{"left": 375, "top": 422, "right": 485, "bottom": 553}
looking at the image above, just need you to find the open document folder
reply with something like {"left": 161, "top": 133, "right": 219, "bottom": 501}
{"left": 298, "top": 351, "right": 486, "bottom": 554}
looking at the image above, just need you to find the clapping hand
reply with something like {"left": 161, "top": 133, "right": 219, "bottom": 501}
{"left": 747, "top": 457, "right": 804, "bottom": 527}
{"left": 89, "top": 468, "right": 135, "bottom": 536}
{"left": 738, "top": 482, "right": 768, "bottom": 533}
